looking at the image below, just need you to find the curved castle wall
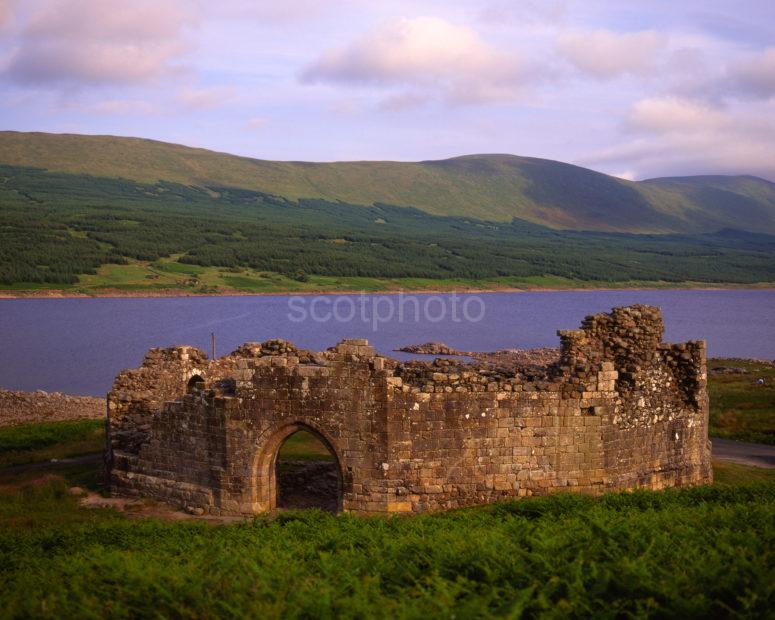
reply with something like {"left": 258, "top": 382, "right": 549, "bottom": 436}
{"left": 106, "top": 305, "right": 712, "bottom": 515}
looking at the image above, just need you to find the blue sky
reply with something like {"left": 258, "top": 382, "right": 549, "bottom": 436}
{"left": 1, "top": 0, "right": 774, "bottom": 180}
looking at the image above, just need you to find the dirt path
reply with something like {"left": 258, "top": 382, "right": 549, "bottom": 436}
{"left": 711, "top": 438, "right": 775, "bottom": 469}
{"left": 0, "top": 453, "right": 102, "bottom": 475}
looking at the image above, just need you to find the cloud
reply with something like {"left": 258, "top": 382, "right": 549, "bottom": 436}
{"left": 203, "top": 0, "right": 337, "bottom": 23}
{"left": 582, "top": 96, "right": 775, "bottom": 181}
{"left": 0, "top": 0, "right": 16, "bottom": 30}
{"left": 4, "top": 0, "right": 194, "bottom": 86}
{"left": 301, "top": 16, "right": 533, "bottom": 106}
{"left": 177, "top": 86, "right": 236, "bottom": 109}
{"left": 246, "top": 117, "right": 268, "bottom": 130}
{"left": 663, "top": 44, "right": 775, "bottom": 105}
{"left": 557, "top": 29, "right": 665, "bottom": 78}
{"left": 88, "top": 99, "right": 155, "bottom": 115}
{"left": 612, "top": 170, "right": 636, "bottom": 181}
{"left": 477, "top": 0, "right": 567, "bottom": 26}
{"left": 626, "top": 97, "right": 726, "bottom": 133}
{"left": 726, "top": 47, "right": 775, "bottom": 100}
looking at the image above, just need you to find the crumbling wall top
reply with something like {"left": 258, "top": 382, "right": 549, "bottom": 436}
{"left": 558, "top": 304, "right": 664, "bottom": 368}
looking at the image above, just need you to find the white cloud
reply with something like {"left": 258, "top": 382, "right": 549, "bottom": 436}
{"left": 0, "top": 0, "right": 16, "bottom": 30}
{"left": 612, "top": 170, "right": 636, "bottom": 181}
{"left": 557, "top": 29, "right": 665, "bottom": 78}
{"left": 201, "top": 0, "right": 336, "bottom": 23}
{"left": 246, "top": 116, "right": 268, "bottom": 129}
{"left": 88, "top": 99, "right": 155, "bottom": 115}
{"left": 626, "top": 97, "right": 726, "bottom": 133}
{"left": 477, "top": 0, "right": 567, "bottom": 26}
{"left": 583, "top": 97, "right": 775, "bottom": 180}
{"left": 4, "top": 0, "right": 194, "bottom": 86}
{"left": 301, "top": 16, "right": 533, "bottom": 106}
{"left": 726, "top": 47, "right": 775, "bottom": 100}
{"left": 177, "top": 86, "right": 236, "bottom": 109}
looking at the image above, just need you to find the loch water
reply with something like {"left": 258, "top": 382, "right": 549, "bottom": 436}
{"left": 1, "top": 289, "right": 773, "bottom": 395}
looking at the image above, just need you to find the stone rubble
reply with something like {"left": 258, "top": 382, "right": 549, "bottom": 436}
{"left": 0, "top": 388, "right": 104, "bottom": 427}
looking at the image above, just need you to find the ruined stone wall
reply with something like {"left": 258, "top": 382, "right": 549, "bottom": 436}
{"left": 107, "top": 305, "right": 712, "bottom": 516}
{"left": 109, "top": 340, "right": 393, "bottom": 514}
{"left": 381, "top": 306, "right": 710, "bottom": 513}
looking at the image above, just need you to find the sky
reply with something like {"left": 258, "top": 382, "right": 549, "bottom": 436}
{"left": 1, "top": 0, "right": 774, "bottom": 181}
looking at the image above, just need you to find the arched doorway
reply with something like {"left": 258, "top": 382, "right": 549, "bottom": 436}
{"left": 187, "top": 374, "right": 204, "bottom": 393}
{"left": 252, "top": 420, "right": 345, "bottom": 512}
{"left": 275, "top": 429, "right": 341, "bottom": 512}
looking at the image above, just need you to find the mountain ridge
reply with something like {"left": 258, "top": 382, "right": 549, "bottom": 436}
{"left": 2, "top": 130, "right": 774, "bottom": 234}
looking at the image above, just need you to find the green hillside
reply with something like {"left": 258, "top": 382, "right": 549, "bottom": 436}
{"left": 2, "top": 131, "right": 775, "bottom": 234}
{"left": 2, "top": 164, "right": 774, "bottom": 290}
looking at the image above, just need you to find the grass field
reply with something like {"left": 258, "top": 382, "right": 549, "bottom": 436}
{"left": 1, "top": 413, "right": 773, "bottom": 617}
{"left": 709, "top": 359, "right": 775, "bottom": 444}
{"left": 6, "top": 258, "right": 774, "bottom": 296}
{"left": 0, "top": 460, "right": 772, "bottom": 618}
{"left": 0, "top": 420, "right": 104, "bottom": 467}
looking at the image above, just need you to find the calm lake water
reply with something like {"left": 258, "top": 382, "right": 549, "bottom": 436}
{"left": 1, "top": 290, "right": 773, "bottom": 396}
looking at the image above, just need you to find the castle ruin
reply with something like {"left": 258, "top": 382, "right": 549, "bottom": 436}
{"left": 106, "top": 305, "right": 712, "bottom": 515}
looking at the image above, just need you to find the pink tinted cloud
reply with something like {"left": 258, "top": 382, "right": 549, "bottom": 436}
{"left": 0, "top": 0, "right": 16, "bottom": 29}
{"left": 88, "top": 99, "right": 155, "bottom": 115}
{"left": 177, "top": 86, "right": 236, "bottom": 110}
{"left": 301, "top": 16, "right": 533, "bottom": 106}
{"left": 557, "top": 29, "right": 666, "bottom": 78}
{"left": 583, "top": 96, "right": 775, "bottom": 180}
{"left": 727, "top": 47, "right": 775, "bottom": 99}
{"left": 246, "top": 117, "right": 268, "bottom": 130}
{"left": 5, "top": 0, "right": 194, "bottom": 85}
{"left": 626, "top": 97, "right": 726, "bottom": 133}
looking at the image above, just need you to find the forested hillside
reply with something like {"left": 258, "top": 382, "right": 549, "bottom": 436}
{"left": 2, "top": 131, "right": 775, "bottom": 234}
{"left": 2, "top": 165, "right": 774, "bottom": 290}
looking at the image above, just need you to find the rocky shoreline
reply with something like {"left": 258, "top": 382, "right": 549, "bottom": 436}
{"left": 0, "top": 388, "right": 105, "bottom": 427}
{"left": 396, "top": 342, "right": 561, "bottom": 371}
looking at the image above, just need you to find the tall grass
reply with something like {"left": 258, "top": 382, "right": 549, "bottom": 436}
{"left": 0, "top": 481, "right": 772, "bottom": 618}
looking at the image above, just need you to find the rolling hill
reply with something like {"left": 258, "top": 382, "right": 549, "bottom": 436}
{"left": 1, "top": 131, "right": 775, "bottom": 234}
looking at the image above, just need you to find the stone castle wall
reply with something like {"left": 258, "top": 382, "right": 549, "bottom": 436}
{"left": 106, "top": 305, "right": 712, "bottom": 516}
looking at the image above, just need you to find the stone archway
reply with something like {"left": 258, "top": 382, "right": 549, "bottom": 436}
{"left": 186, "top": 374, "right": 204, "bottom": 393}
{"left": 252, "top": 422, "right": 344, "bottom": 513}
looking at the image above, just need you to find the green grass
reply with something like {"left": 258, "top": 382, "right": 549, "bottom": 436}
{"left": 0, "top": 415, "right": 772, "bottom": 618}
{"left": 7, "top": 259, "right": 775, "bottom": 296}
{"left": 3, "top": 163, "right": 775, "bottom": 289}
{"left": 0, "top": 420, "right": 104, "bottom": 467}
{"left": 2, "top": 131, "right": 775, "bottom": 233}
{"left": 712, "top": 460, "right": 775, "bottom": 485}
{"left": 0, "top": 468, "right": 772, "bottom": 618}
{"left": 709, "top": 359, "right": 775, "bottom": 444}
{"left": 150, "top": 260, "right": 204, "bottom": 276}
{"left": 278, "top": 431, "right": 336, "bottom": 462}
{"left": 0, "top": 281, "right": 77, "bottom": 291}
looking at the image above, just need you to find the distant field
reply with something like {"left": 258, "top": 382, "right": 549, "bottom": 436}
{"left": 278, "top": 430, "right": 335, "bottom": 461}
{"left": 11, "top": 258, "right": 762, "bottom": 296}
{"left": 709, "top": 359, "right": 775, "bottom": 444}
